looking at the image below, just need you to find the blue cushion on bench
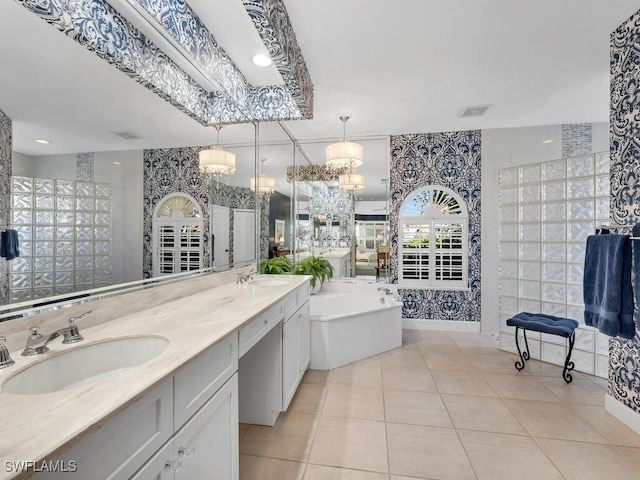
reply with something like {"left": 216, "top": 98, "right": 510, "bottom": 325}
{"left": 506, "top": 312, "right": 579, "bottom": 338}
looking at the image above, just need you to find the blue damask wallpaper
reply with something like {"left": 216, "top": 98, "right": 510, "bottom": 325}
{"left": 16, "top": 0, "right": 312, "bottom": 124}
{"left": 143, "top": 147, "right": 212, "bottom": 278}
{"left": 609, "top": 9, "right": 640, "bottom": 415}
{"left": 390, "top": 131, "right": 481, "bottom": 322}
{"left": 0, "top": 109, "right": 11, "bottom": 304}
{"left": 143, "top": 147, "right": 266, "bottom": 277}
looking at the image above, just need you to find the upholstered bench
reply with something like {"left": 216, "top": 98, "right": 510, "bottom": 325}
{"left": 506, "top": 312, "right": 579, "bottom": 383}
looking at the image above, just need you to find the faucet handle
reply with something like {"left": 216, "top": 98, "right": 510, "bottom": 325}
{"left": 0, "top": 336, "right": 15, "bottom": 369}
{"left": 29, "top": 326, "right": 42, "bottom": 340}
{"left": 62, "top": 311, "right": 90, "bottom": 344}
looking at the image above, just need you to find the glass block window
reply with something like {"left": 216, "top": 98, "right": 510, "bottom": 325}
{"left": 498, "top": 153, "right": 610, "bottom": 377}
{"left": 398, "top": 186, "right": 468, "bottom": 289}
{"left": 7, "top": 176, "right": 113, "bottom": 302}
{"left": 152, "top": 194, "right": 203, "bottom": 276}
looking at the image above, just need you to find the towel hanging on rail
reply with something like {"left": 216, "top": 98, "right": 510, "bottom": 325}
{"left": 583, "top": 234, "right": 635, "bottom": 339}
{"left": 0, "top": 229, "right": 20, "bottom": 260}
{"left": 633, "top": 224, "right": 640, "bottom": 330}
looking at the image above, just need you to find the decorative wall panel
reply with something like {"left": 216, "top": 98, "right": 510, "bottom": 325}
{"left": 143, "top": 147, "right": 211, "bottom": 278}
{"left": 609, "top": 8, "right": 640, "bottom": 414}
{"left": 243, "top": 0, "right": 314, "bottom": 119}
{"left": 143, "top": 147, "right": 268, "bottom": 276}
{"left": 0, "top": 109, "right": 11, "bottom": 305}
{"left": 389, "top": 131, "right": 481, "bottom": 322}
{"left": 76, "top": 152, "right": 94, "bottom": 182}
{"left": 562, "top": 124, "right": 593, "bottom": 157}
{"left": 16, "top": 0, "right": 312, "bottom": 124}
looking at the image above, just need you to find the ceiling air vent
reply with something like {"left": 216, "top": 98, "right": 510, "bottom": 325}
{"left": 460, "top": 105, "right": 491, "bottom": 118}
{"left": 112, "top": 131, "right": 141, "bottom": 140}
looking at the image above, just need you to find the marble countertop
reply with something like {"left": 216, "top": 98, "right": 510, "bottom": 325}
{"left": 0, "top": 274, "right": 309, "bottom": 479}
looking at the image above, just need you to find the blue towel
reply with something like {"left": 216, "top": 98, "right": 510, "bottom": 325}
{"left": 583, "top": 234, "right": 635, "bottom": 338}
{"left": 633, "top": 223, "right": 640, "bottom": 330}
{"left": 0, "top": 229, "right": 20, "bottom": 261}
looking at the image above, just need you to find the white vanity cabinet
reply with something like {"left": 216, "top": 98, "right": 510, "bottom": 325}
{"left": 239, "top": 281, "right": 310, "bottom": 424}
{"left": 131, "top": 374, "right": 238, "bottom": 480}
{"left": 282, "top": 299, "right": 310, "bottom": 410}
{"left": 24, "top": 280, "right": 311, "bottom": 480}
{"left": 33, "top": 379, "right": 174, "bottom": 480}
{"left": 33, "top": 334, "right": 239, "bottom": 480}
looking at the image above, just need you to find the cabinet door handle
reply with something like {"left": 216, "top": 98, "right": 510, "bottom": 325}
{"left": 165, "top": 459, "right": 183, "bottom": 472}
{"left": 179, "top": 446, "right": 196, "bottom": 458}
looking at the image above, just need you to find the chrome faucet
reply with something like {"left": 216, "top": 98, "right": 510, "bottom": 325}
{"left": 236, "top": 270, "right": 255, "bottom": 284}
{"left": 0, "top": 336, "right": 15, "bottom": 369}
{"left": 21, "top": 311, "right": 91, "bottom": 356}
{"left": 377, "top": 287, "right": 392, "bottom": 295}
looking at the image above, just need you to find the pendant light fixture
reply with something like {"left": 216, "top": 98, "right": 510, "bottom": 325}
{"left": 338, "top": 172, "right": 366, "bottom": 192}
{"left": 251, "top": 158, "right": 276, "bottom": 194}
{"left": 325, "top": 115, "right": 363, "bottom": 171}
{"left": 199, "top": 124, "right": 236, "bottom": 184}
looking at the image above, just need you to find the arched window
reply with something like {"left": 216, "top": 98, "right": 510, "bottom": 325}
{"left": 398, "top": 186, "right": 468, "bottom": 289}
{"left": 152, "top": 193, "right": 203, "bottom": 276}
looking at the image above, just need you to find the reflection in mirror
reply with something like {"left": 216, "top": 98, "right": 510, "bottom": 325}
{"left": 0, "top": 0, "right": 269, "bottom": 314}
{"left": 288, "top": 136, "right": 390, "bottom": 281}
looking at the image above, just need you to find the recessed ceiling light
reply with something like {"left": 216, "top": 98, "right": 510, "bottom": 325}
{"left": 251, "top": 53, "right": 272, "bottom": 67}
{"left": 35, "top": 139, "right": 50, "bottom": 144}
{"left": 112, "top": 161, "right": 121, "bottom": 165}
{"left": 542, "top": 139, "right": 554, "bottom": 144}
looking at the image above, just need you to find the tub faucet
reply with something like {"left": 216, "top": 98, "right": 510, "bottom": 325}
{"left": 377, "top": 287, "right": 392, "bottom": 295}
{"left": 21, "top": 311, "right": 91, "bottom": 356}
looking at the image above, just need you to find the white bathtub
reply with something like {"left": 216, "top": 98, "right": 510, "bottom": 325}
{"left": 309, "top": 281, "right": 403, "bottom": 370}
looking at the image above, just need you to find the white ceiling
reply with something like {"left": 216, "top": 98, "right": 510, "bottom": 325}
{"left": 1, "top": 0, "right": 639, "bottom": 201}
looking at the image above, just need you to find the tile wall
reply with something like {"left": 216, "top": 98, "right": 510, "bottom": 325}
{"left": 498, "top": 153, "right": 611, "bottom": 376}
{"left": 8, "top": 176, "right": 113, "bottom": 302}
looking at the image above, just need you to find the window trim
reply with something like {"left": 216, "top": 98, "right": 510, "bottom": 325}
{"left": 152, "top": 193, "right": 204, "bottom": 277}
{"left": 398, "top": 186, "right": 469, "bottom": 290}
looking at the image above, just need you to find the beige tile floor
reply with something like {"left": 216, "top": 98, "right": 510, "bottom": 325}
{"left": 239, "top": 330, "right": 640, "bottom": 479}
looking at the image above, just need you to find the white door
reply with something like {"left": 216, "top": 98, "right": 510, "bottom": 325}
{"left": 233, "top": 209, "right": 256, "bottom": 267}
{"left": 211, "top": 205, "right": 230, "bottom": 270}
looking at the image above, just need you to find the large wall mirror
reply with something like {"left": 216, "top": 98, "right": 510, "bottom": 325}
{"left": 0, "top": 0, "right": 264, "bottom": 317}
{"left": 0, "top": 1, "right": 390, "bottom": 321}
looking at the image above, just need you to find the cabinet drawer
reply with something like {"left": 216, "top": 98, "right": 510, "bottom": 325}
{"left": 284, "top": 283, "right": 310, "bottom": 318}
{"left": 238, "top": 302, "right": 284, "bottom": 357}
{"left": 174, "top": 334, "right": 238, "bottom": 427}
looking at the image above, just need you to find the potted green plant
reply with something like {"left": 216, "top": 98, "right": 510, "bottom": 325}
{"left": 258, "top": 257, "right": 294, "bottom": 274}
{"left": 293, "top": 256, "right": 334, "bottom": 293}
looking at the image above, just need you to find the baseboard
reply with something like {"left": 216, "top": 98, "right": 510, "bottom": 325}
{"left": 605, "top": 394, "right": 640, "bottom": 436}
{"left": 403, "top": 318, "right": 481, "bottom": 332}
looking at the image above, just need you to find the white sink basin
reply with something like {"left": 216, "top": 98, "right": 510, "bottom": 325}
{"left": 249, "top": 278, "right": 292, "bottom": 287}
{"left": 2, "top": 335, "right": 169, "bottom": 395}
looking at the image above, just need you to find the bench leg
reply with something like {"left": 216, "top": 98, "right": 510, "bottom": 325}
{"left": 562, "top": 332, "right": 576, "bottom": 384}
{"left": 513, "top": 326, "right": 530, "bottom": 371}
